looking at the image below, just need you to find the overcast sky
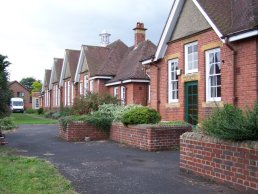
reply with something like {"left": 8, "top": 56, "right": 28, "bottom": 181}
{"left": 0, "top": 0, "right": 172, "bottom": 82}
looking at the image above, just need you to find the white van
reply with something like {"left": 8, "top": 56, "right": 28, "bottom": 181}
{"left": 10, "top": 98, "right": 24, "bottom": 113}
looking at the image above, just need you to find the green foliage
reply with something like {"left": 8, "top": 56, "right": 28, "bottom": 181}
{"left": 158, "top": 121, "right": 192, "bottom": 126}
{"left": 98, "top": 104, "right": 142, "bottom": 122}
{"left": 0, "top": 147, "right": 76, "bottom": 194}
{"left": 72, "top": 93, "right": 119, "bottom": 115}
{"left": 25, "top": 108, "right": 36, "bottom": 114}
{"left": 44, "top": 110, "right": 55, "bottom": 118}
{"left": 60, "top": 106, "right": 74, "bottom": 117}
{"left": 122, "top": 107, "right": 161, "bottom": 126}
{"left": 202, "top": 104, "right": 258, "bottom": 141}
{"left": 51, "top": 112, "right": 61, "bottom": 119}
{"left": 0, "top": 55, "right": 12, "bottom": 118}
{"left": 31, "top": 81, "right": 42, "bottom": 92}
{"left": 37, "top": 108, "right": 44, "bottom": 115}
{"left": 0, "top": 117, "right": 16, "bottom": 130}
{"left": 59, "top": 116, "right": 80, "bottom": 131}
{"left": 20, "top": 77, "right": 38, "bottom": 92}
{"left": 79, "top": 111, "right": 113, "bottom": 132}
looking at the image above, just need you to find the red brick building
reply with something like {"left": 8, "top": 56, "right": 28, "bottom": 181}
{"left": 49, "top": 58, "right": 63, "bottom": 110}
{"left": 59, "top": 49, "right": 80, "bottom": 107}
{"left": 75, "top": 22, "right": 156, "bottom": 106}
{"left": 42, "top": 69, "right": 51, "bottom": 109}
{"left": 9, "top": 81, "right": 31, "bottom": 110}
{"left": 143, "top": 0, "right": 258, "bottom": 124}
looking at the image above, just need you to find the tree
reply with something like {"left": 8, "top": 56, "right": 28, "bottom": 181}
{"left": 0, "top": 54, "right": 12, "bottom": 118}
{"left": 32, "top": 81, "right": 42, "bottom": 92}
{"left": 20, "top": 77, "right": 37, "bottom": 92}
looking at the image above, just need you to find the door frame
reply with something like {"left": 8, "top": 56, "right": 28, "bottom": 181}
{"left": 185, "top": 81, "right": 198, "bottom": 125}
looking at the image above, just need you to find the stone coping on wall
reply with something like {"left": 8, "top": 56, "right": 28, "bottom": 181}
{"left": 181, "top": 132, "right": 258, "bottom": 150}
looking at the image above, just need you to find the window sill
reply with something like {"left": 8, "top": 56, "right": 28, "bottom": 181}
{"left": 202, "top": 101, "right": 223, "bottom": 108}
{"left": 166, "top": 102, "right": 180, "bottom": 108}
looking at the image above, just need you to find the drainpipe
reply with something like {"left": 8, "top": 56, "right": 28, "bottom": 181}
{"left": 152, "top": 60, "right": 161, "bottom": 113}
{"left": 225, "top": 37, "right": 237, "bottom": 105}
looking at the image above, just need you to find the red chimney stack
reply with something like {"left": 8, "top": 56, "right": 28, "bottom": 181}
{"left": 133, "top": 22, "right": 147, "bottom": 47}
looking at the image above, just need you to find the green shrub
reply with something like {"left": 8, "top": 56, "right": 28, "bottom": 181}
{"left": 60, "top": 106, "right": 74, "bottom": 117}
{"left": 98, "top": 104, "right": 142, "bottom": 122}
{"left": 25, "top": 108, "right": 36, "bottom": 114}
{"left": 37, "top": 108, "right": 44, "bottom": 115}
{"left": 79, "top": 111, "right": 113, "bottom": 132}
{"left": 0, "top": 117, "right": 16, "bottom": 130}
{"left": 202, "top": 104, "right": 258, "bottom": 141}
{"left": 122, "top": 107, "right": 161, "bottom": 126}
{"left": 59, "top": 115, "right": 80, "bottom": 131}
{"left": 44, "top": 110, "right": 55, "bottom": 118}
{"left": 72, "top": 93, "right": 119, "bottom": 115}
{"left": 51, "top": 112, "right": 61, "bottom": 119}
{"left": 158, "top": 121, "right": 192, "bottom": 126}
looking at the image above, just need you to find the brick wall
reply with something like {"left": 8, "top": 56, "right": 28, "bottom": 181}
{"left": 59, "top": 121, "right": 109, "bottom": 141}
{"left": 150, "top": 29, "right": 258, "bottom": 122}
{"left": 110, "top": 123, "right": 192, "bottom": 151}
{"left": 180, "top": 132, "right": 258, "bottom": 193}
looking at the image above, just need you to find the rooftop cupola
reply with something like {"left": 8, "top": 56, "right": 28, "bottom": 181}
{"left": 99, "top": 29, "right": 111, "bottom": 47}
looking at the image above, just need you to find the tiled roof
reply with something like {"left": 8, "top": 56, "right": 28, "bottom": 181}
{"left": 96, "top": 40, "right": 129, "bottom": 76}
{"left": 108, "top": 40, "right": 156, "bottom": 83}
{"left": 84, "top": 40, "right": 129, "bottom": 77}
{"left": 65, "top": 49, "right": 80, "bottom": 81}
{"left": 44, "top": 69, "right": 51, "bottom": 87}
{"left": 54, "top": 58, "right": 63, "bottom": 82}
{"left": 197, "top": 0, "right": 258, "bottom": 36}
{"left": 83, "top": 45, "right": 110, "bottom": 77}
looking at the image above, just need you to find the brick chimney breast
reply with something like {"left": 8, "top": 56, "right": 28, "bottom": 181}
{"left": 133, "top": 22, "right": 147, "bottom": 47}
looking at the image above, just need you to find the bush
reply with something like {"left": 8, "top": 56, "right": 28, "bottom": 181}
{"left": 51, "top": 112, "right": 61, "bottom": 119}
{"left": 72, "top": 93, "right": 119, "bottom": 115}
{"left": 37, "top": 108, "right": 44, "bottom": 115}
{"left": 44, "top": 110, "right": 55, "bottom": 118}
{"left": 59, "top": 115, "right": 80, "bottom": 131}
{"left": 122, "top": 107, "right": 161, "bottom": 126}
{"left": 79, "top": 112, "right": 113, "bottom": 132}
{"left": 202, "top": 104, "right": 258, "bottom": 141}
{"left": 0, "top": 117, "right": 16, "bottom": 131}
{"left": 98, "top": 104, "right": 142, "bottom": 122}
{"left": 60, "top": 106, "right": 74, "bottom": 117}
{"left": 25, "top": 108, "right": 36, "bottom": 114}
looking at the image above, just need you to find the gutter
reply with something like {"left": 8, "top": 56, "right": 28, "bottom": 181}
{"left": 225, "top": 37, "right": 237, "bottom": 105}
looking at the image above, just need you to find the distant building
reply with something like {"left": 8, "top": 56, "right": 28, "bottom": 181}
{"left": 9, "top": 81, "right": 31, "bottom": 110}
{"left": 31, "top": 92, "right": 42, "bottom": 110}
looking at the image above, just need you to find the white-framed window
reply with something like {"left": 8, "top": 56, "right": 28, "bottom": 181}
{"left": 148, "top": 84, "right": 151, "bottom": 102}
{"left": 67, "top": 81, "right": 71, "bottom": 106}
{"left": 55, "top": 85, "right": 58, "bottom": 107}
{"left": 114, "top": 87, "right": 118, "bottom": 97}
{"left": 35, "top": 98, "right": 39, "bottom": 108}
{"left": 168, "top": 59, "right": 179, "bottom": 103}
{"left": 206, "top": 48, "right": 221, "bottom": 102}
{"left": 121, "top": 86, "right": 126, "bottom": 106}
{"left": 185, "top": 41, "right": 198, "bottom": 74}
{"left": 64, "top": 82, "right": 67, "bottom": 106}
{"left": 71, "top": 83, "right": 74, "bottom": 105}
{"left": 89, "top": 80, "right": 93, "bottom": 93}
{"left": 58, "top": 88, "right": 60, "bottom": 107}
{"left": 84, "top": 75, "right": 88, "bottom": 96}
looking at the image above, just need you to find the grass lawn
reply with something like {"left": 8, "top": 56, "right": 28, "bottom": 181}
{"left": 11, "top": 113, "right": 58, "bottom": 125}
{"left": 0, "top": 147, "right": 76, "bottom": 194}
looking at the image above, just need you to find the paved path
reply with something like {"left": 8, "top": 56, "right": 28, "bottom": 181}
{"left": 5, "top": 125, "right": 240, "bottom": 194}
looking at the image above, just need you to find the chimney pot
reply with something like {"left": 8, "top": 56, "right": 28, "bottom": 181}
{"left": 133, "top": 22, "right": 147, "bottom": 47}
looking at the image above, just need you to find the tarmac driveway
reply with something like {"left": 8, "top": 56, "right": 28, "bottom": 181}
{"left": 5, "top": 124, "right": 239, "bottom": 194}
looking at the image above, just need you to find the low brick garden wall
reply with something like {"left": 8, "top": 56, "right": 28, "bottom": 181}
{"left": 110, "top": 123, "right": 192, "bottom": 151}
{"left": 59, "top": 121, "right": 109, "bottom": 142}
{"left": 180, "top": 132, "right": 258, "bottom": 193}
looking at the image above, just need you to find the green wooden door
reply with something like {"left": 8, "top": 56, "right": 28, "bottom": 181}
{"left": 185, "top": 82, "right": 198, "bottom": 125}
